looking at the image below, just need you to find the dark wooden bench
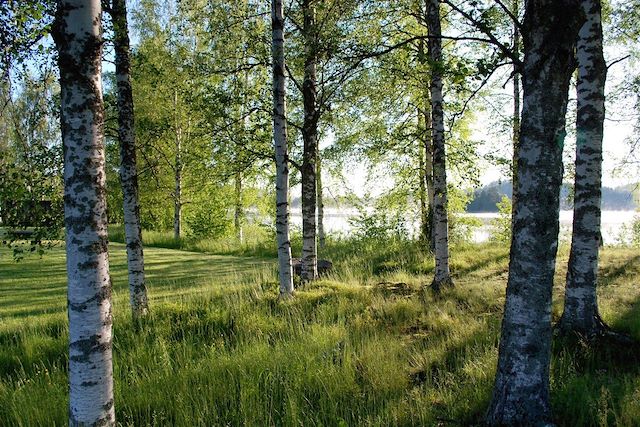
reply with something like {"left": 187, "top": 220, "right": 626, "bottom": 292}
{"left": 8, "top": 229, "right": 35, "bottom": 239}
{"left": 291, "top": 258, "right": 334, "bottom": 277}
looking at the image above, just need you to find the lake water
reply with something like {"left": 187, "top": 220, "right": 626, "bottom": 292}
{"left": 290, "top": 208, "right": 638, "bottom": 245}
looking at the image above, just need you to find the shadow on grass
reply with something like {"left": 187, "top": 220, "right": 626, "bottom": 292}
{"left": 406, "top": 312, "right": 501, "bottom": 425}
{"left": 553, "top": 332, "right": 640, "bottom": 375}
{"left": 451, "top": 251, "right": 510, "bottom": 279}
{"left": 599, "top": 255, "right": 640, "bottom": 287}
{"left": 0, "top": 305, "right": 66, "bottom": 319}
{"left": 551, "top": 294, "right": 640, "bottom": 426}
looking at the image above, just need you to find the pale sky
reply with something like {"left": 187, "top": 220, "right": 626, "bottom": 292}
{"left": 473, "top": 28, "right": 638, "bottom": 188}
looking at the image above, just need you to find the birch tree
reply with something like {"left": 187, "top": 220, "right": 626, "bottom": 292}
{"left": 234, "top": 169, "right": 243, "bottom": 241}
{"left": 288, "top": 0, "right": 384, "bottom": 279}
{"left": 423, "top": 106, "right": 435, "bottom": 249}
{"left": 52, "top": 0, "right": 116, "bottom": 424}
{"left": 511, "top": 0, "right": 521, "bottom": 219}
{"left": 485, "top": 0, "right": 583, "bottom": 424}
{"left": 272, "top": 0, "right": 295, "bottom": 296}
{"left": 317, "top": 153, "right": 326, "bottom": 249}
{"left": 427, "top": 0, "right": 453, "bottom": 291}
{"left": 557, "top": 0, "right": 608, "bottom": 337}
{"left": 301, "top": 0, "right": 319, "bottom": 281}
{"left": 420, "top": 101, "right": 435, "bottom": 249}
{"left": 417, "top": 8, "right": 434, "bottom": 248}
{"left": 128, "top": 1, "right": 217, "bottom": 236}
{"left": 108, "top": 0, "right": 150, "bottom": 319}
{"left": 173, "top": 88, "right": 183, "bottom": 239}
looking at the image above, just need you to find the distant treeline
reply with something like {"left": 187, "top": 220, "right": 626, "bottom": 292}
{"left": 467, "top": 181, "right": 639, "bottom": 212}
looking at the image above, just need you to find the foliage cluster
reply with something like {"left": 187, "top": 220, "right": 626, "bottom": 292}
{"left": 0, "top": 72, "right": 63, "bottom": 259}
{"left": 489, "top": 195, "right": 512, "bottom": 244}
{"left": 616, "top": 213, "right": 640, "bottom": 247}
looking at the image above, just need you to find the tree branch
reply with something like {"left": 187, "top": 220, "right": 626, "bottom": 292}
{"left": 607, "top": 55, "right": 630, "bottom": 70}
{"left": 442, "top": 0, "right": 522, "bottom": 68}
{"left": 285, "top": 63, "right": 304, "bottom": 92}
{"left": 493, "top": 0, "right": 522, "bottom": 31}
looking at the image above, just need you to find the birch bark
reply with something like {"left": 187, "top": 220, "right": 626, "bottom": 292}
{"left": 52, "top": 0, "right": 116, "bottom": 424}
{"left": 511, "top": 0, "right": 521, "bottom": 224}
{"left": 418, "top": 109, "right": 429, "bottom": 242}
{"left": 485, "top": 1, "right": 583, "bottom": 424}
{"left": 271, "top": 0, "right": 294, "bottom": 296}
{"left": 301, "top": 0, "right": 318, "bottom": 281}
{"left": 427, "top": 0, "right": 452, "bottom": 291}
{"left": 416, "top": 24, "right": 434, "bottom": 247}
{"left": 173, "top": 89, "right": 182, "bottom": 240}
{"left": 424, "top": 103, "right": 435, "bottom": 251}
{"left": 235, "top": 170, "right": 243, "bottom": 243}
{"left": 557, "top": 0, "right": 608, "bottom": 336}
{"left": 317, "top": 153, "right": 326, "bottom": 249}
{"left": 111, "top": 0, "right": 149, "bottom": 319}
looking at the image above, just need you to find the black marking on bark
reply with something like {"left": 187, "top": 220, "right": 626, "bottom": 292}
{"left": 68, "top": 285, "right": 112, "bottom": 312}
{"left": 69, "top": 335, "right": 112, "bottom": 363}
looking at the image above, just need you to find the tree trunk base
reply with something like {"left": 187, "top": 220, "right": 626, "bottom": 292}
{"left": 132, "top": 312, "right": 151, "bottom": 332}
{"left": 553, "top": 316, "right": 640, "bottom": 373}
{"left": 555, "top": 314, "right": 634, "bottom": 345}
{"left": 278, "top": 291, "right": 295, "bottom": 301}
{"left": 430, "top": 275, "right": 454, "bottom": 294}
{"left": 131, "top": 308, "right": 149, "bottom": 323}
{"left": 485, "top": 400, "right": 552, "bottom": 427}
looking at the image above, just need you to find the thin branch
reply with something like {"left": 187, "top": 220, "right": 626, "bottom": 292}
{"left": 493, "top": 0, "right": 522, "bottom": 31}
{"left": 285, "top": 63, "right": 304, "bottom": 92}
{"left": 289, "top": 157, "right": 303, "bottom": 172}
{"left": 447, "top": 61, "right": 512, "bottom": 130}
{"left": 442, "top": 0, "right": 521, "bottom": 68}
{"left": 607, "top": 55, "right": 630, "bottom": 70}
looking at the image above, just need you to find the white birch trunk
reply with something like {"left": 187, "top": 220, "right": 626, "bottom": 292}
{"left": 301, "top": 0, "right": 318, "bottom": 282}
{"left": 425, "top": 103, "right": 435, "bottom": 251}
{"left": 234, "top": 24, "right": 248, "bottom": 245}
{"left": 427, "top": 0, "right": 452, "bottom": 291}
{"left": 418, "top": 109, "right": 429, "bottom": 242}
{"left": 511, "top": 0, "right": 521, "bottom": 220}
{"left": 316, "top": 153, "right": 325, "bottom": 249}
{"left": 558, "top": 0, "right": 607, "bottom": 336}
{"left": 486, "top": 1, "right": 584, "bottom": 424}
{"left": 271, "top": 0, "right": 294, "bottom": 296}
{"left": 416, "top": 9, "right": 434, "bottom": 249}
{"left": 52, "top": 0, "right": 115, "bottom": 424}
{"left": 235, "top": 170, "right": 243, "bottom": 243}
{"left": 173, "top": 90, "right": 182, "bottom": 240}
{"left": 111, "top": 0, "right": 149, "bottom": 319}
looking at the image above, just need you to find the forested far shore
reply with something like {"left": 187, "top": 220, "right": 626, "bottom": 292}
{"left": 467, "top": 181, "right": 639, "bottom": 212}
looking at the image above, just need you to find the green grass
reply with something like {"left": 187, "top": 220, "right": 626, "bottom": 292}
{"left": 108, "top": 224, "right": 283, "bottom": 258}
{"left": 1, "top": 239, "right": 639, "bottom": 426}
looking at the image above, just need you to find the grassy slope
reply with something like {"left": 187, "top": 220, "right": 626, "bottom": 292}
{"left": 0, "top": 241, "right": 639, "bottom": 426}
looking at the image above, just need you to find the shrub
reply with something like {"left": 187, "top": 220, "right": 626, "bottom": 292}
{"left": 489, "top": 195, "right": 512, "bottom": 244}
{"left": 616, "top": 213, "right": 640, "bottom": 247}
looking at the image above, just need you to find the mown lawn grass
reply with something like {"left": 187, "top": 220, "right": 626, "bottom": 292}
{"left": 0, "top": 239, "right": 639, "bottom": 426}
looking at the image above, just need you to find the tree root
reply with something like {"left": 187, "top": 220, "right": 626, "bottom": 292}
{"left": 554, "top": 316, "right": 640, "bottom": 371}
{"left": 430, "top": 275, "right": 454, "bottom": 294}
{"left": 278, "top": 291, "right": 295, "bottom": 301}
{"left": 554, "top": 314, "right": 634, "bottom": 345}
